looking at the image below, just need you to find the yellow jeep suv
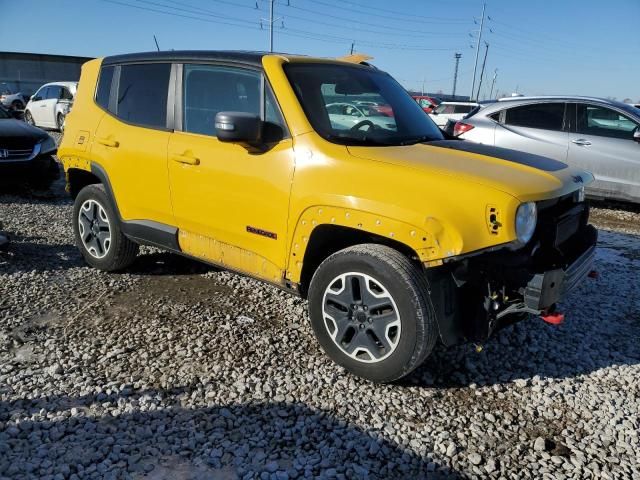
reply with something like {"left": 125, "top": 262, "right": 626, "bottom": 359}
{"left": 59, "top": 51, "right": 597, "bottom": 383}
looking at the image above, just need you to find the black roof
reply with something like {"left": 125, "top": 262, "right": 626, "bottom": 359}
{"left": 102, "top": 50, "right": 274, "bottom": 67}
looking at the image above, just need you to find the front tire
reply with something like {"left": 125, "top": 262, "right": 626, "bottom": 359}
{"left": 73, "top": 184, "right": 138, "bottom": 271}
{"left": 308, "top": 244, "right": 438, "bottom": 383}
{"left": 24, "top": 110, "right": 34, "bottom": 126}
{"left": 57, "top": 113, "right": 65, "bottom": 132}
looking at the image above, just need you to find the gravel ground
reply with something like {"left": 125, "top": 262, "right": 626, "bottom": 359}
{"left": 1, "top": 142, "right": 639, "bottom": 479}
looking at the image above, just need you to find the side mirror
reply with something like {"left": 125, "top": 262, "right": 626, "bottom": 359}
{"left": 215, "top": 111, "right": 262, "bottom": 145}
{"left": 634, "top": 128, "right": 640, "bottom": 143}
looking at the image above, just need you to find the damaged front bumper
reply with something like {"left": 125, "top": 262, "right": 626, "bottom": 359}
{"left": 430, "top": 195, "right": 598, "bottom": 346}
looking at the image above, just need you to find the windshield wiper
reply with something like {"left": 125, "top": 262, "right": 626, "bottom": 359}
{"left": 397, "top": 135, "right": 437, "bottom": 146}
{"left": 325, "top": 134, "right": 395, "bottom": 146}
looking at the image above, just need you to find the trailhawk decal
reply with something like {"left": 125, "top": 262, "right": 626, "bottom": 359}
{"left": 246, "top": 226, "right": 278, "bottom": 240}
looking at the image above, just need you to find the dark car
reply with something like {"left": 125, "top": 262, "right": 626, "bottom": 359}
{"left": 0, "top": 105, "right": 58, "bottom": 182}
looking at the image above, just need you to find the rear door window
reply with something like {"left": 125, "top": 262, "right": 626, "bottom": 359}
{"left": 576, "top": 104, "right": 638, "bottom": 140}
{"left": 116, "top": 63, "right": 171, "bottom": 129}
{"left": 504, "top": 103, "right": 565, "bottom": 131}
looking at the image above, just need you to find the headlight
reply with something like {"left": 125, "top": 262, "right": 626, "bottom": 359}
{"left": 515, "top": 202, "right": 537, "bottom": 244}
{"left": 39, "top": 135, "right": 56, "bottom": 154}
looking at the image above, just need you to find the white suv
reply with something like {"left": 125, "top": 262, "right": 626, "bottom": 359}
{"left": 0, "top": 83, "right": 26, "bottom": 110}
{"left": 24, "top": 82, "right": 77, "bottom": 131}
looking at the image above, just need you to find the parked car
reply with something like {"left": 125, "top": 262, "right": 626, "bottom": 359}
{"left": 24, "top": 81, "right": 77, "bottom": 131}
{"left": 0, "top": 83, "right": 26, "bottom": 111}
{"left": 442, "top": 100, "right": 496, "bottom": 135}
{"left": 354, "top": 100, "right": 393, "bottom": 117}
{"left": 58, "top": 51, "right": 596, "bottom": 383}
{"left": 0, "top": 105, "right": 58, "bottom": 178}
{"left": 412, "top": 95, "right": 440, "bottom": 114}
{"left": 429, "top": 101, "right": 478, "bottom": 127}
{"left": 325, "top": 102, "right": 396, "bottom": 130}
{"left": 454, "top": 96, "right": 640, "bottom": 204}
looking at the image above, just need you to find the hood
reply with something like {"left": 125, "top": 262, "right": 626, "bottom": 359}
{"left": 0, "top": 119, "right": 48, "bottom": 149}
{"left": 347, "top": 140, "right": 592, "bottom": 202}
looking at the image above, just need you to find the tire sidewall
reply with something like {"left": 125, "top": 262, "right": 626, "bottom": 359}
{"left": 308, "top": 251, "right": 428, "bottom": 383}
{"left": 73, "top": 185, "right": 122, "bottom": 270}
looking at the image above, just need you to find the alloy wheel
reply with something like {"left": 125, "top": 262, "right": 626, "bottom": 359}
{"left": 322, "top": 272, "right": 401, "bottom": 363}
{"left": 78, "top": 199, "right": 111, "bottom": 259}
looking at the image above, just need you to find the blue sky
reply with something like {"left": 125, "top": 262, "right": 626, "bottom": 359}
{"left": 3, "top": 0, "right": 639, "bottom": 101}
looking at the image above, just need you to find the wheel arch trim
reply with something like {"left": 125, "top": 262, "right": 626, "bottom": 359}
{"left": 285, "top": 205, "right": 459, "bottom": 284}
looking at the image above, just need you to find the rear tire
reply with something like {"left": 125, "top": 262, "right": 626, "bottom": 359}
{"left": 73, "top": 184, "right": 138, "bottom": 271}
{"left": 57, "top": 113, "right": 65, "bottom": 132}
{"left": 11, "top": 100, "right": 24, "bottom": 110}
{"left": 308, "top": 244, "right": 438, "bottom": 383}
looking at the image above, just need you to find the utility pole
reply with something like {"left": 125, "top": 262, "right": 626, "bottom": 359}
{"left": 452, "top": 52, "right": 462, "bottom": 98}
{"left": 422, "top": 77, "right": 426, "bottom": 96}
{"left": 470, "top": 2, "right": 486, "bottom": 101}
{"left": 488, "top": 69, "right": 498, "bottom": 99}
{"left": 268, "top": 0, "right": 274, "bottom": 52}
{"left": 475, "top": 42, "right": 489, "bottom": 101}
{"left": 350, "top": 42, "right": 355, "bottom": 55}
{"left": 153, "top": 35, "right": 160, "bottom": 51}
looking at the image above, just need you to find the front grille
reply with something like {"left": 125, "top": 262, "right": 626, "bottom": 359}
{"left": 535, "top": 193, "right": 588, "bottom": 250}
{"left": 1, "top": 148, "right": 33, "bottom": 160}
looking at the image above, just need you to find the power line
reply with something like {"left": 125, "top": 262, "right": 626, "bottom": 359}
{"left": 99, "top": 0, "right": 463, "bottom": 52}
{"left": 271, "top": 0, "right": 466, "bottom": 37}
{"left": 293, "top": 0, "right": 469, "bottom": 24}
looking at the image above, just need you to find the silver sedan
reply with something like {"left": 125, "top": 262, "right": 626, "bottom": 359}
{"left": 455, "top": 96, "right": 640, "bottom": 204}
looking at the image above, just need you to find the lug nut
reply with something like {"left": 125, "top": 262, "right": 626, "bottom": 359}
{"left": 359, "top": 324, "right": 365, "bottom": 329}
{"left": 367, "top": 318, "right": 372, "bottom": 323}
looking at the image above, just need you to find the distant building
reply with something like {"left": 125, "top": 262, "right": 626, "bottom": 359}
{"left": 0, "top": 51, "right": 93, "bottom": 97}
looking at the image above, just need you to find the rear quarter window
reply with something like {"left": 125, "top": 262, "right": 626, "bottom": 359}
{"left": 95, "top": 66, "right": 115, "bottom": 111}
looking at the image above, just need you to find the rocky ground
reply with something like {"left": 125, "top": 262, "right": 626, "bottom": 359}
{"left": 0, "top": 141, "right": 639, "bottom": 479}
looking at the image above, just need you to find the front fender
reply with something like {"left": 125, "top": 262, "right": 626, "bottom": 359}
{"left": 285, "top": 204, "right": 464, "bottom": 283}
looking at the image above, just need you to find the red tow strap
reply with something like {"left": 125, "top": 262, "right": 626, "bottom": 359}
{"left": 541, "top": 312, "right": 565, "bottom": 325}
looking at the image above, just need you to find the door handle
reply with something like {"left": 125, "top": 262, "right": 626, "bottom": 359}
{"left": 96, "top": 137, "right": 119, "bottom": 148}
{"left": 39, "top": 104, "right": 46, "bottom": 107}
{"left": 172, "top": 153, "right": 200, "bottom": 165}
{"left": 571, "top": 138, "right": 592, "bottom": 146}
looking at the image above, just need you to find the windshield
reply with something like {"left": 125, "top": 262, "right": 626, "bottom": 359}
{"left": 284, "top": 63, "right": 443, "bottom": 146}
